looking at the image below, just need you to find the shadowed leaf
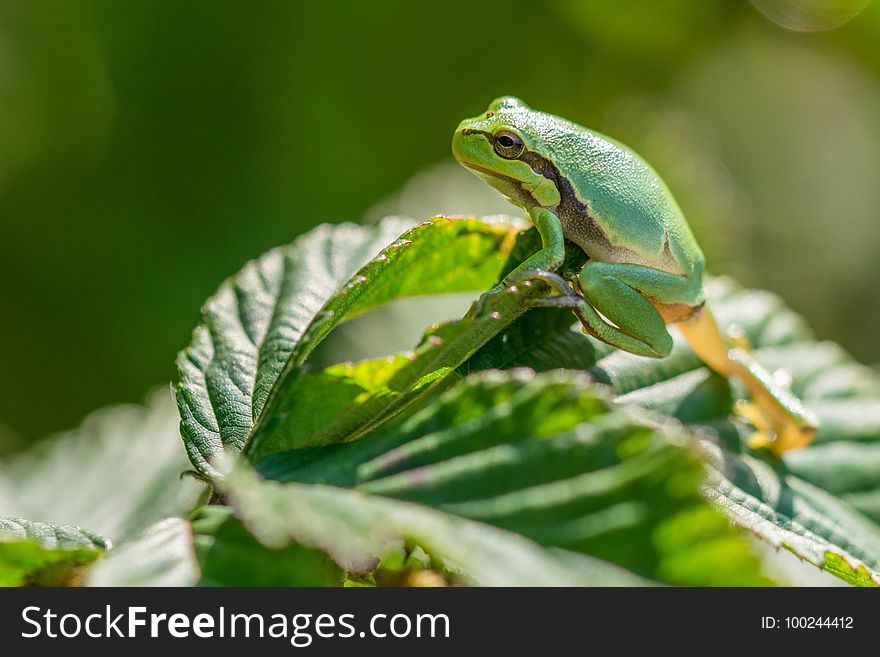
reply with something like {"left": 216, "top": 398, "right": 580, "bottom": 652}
{"left": 0, "top": 517, "right": 107, "bottom": 586}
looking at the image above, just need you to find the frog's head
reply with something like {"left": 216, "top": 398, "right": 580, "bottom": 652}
{"left": 452, "top": 96, "right": 562, "bottom": 209}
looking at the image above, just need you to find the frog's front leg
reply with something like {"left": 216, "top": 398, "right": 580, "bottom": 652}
{"left": 503, "top": 206, "right": 565, "bottom": 283}
{"left": 570, "top": 261, "right": 699, "bottom": 358}
{"left": 470, "top": 207, "right": 566, "bottom": 317}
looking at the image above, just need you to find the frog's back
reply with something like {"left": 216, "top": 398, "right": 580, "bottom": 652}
{"left": 541, "top": 118, "right": 703, "bottom": 278}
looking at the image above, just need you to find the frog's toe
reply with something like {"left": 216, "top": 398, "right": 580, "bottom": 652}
{"left": 735, "top": 400, "right": 816, "bottom": 456}
{"left": 524, "top": 295, "right": 584, "bottom": 310}
{"left": 747, "top": 424, "right": 816, "bottom": 456}
{"left": 746, "top": 430, "right": 774, "bottom": 451}
{"left": 770, "top": 422, "right": 817, "bottom": 456}
{"left": 734, "top": 400, "right": 770, "bottom": 432}
{"left": 505, "top": 268, "right": 571, "bottom": 292}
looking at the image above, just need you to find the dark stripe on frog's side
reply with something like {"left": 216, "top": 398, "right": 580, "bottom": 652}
{"left": 460, "top": 128, "right": 613, "bottom": 254}
{"left": 518, "top": 149, "right": 614, "bottom": 254}
{"left": 530, "top": 150, "right": 684, "bottom": 274}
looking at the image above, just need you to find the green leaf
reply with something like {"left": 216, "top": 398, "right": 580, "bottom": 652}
{"left": 257, "top": 370, "right": 771, "bottom": 586}
{"left": 702, "top": 444, "right": 880, "bottom": 586}
{"left": 784, "top": 442, "right": 880, "bottom": 524}
{"left": 0, "top": 389, "right": 201, "bottom": 544}
{"left": 245, "top": 227, "right": 595, "bottom": 461}
{"left": 0, "top": 517, "right": 107, "bottom": 586}
{"left": 85, "top": 518, "right": 199, "bottom": 587}
{"left": 224, "top": 462, "right": 653, "bottom": 586}
{"left": 178, "top": 215, "right": 880, "bottom": 586}
{"left": 247, "top": 278, "right": 552, "bottom": 460}
{"left": 460, "top": 307, "right": 601, "bottom": 374}
{"left": 176, "top": 216, "right": 525, "bottom": 478}
{"left": 479, "top": 275, "right": 880, "bottom": 585}
{"left": 277, "top": 216, "right": 527, "bottom": 370}
{"left": 192, "top": 506, "right": 344, "bottom": 587}
{"left": 592, "top": 280, "right": 880, "bottom": 585}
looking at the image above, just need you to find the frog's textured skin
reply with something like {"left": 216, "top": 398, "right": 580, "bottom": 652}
{"left": 453, "top": 96, "right": 818, "bottom": 455}
{"left": 456, "top": 96, "right": 702, "bottom": 279}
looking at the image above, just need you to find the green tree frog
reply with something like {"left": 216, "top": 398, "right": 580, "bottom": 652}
{"left": 452, "top": 96, "right": 817, "bottom": 455}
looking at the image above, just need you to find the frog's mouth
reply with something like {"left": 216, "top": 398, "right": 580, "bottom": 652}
{"left": 462, "top": 161, "right": 518, "bottom": 184}
{"left": 463, "top": 162, "right": 535, "bottom": 209}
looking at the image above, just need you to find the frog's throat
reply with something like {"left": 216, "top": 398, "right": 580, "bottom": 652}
{"left": 461, "top": 161, "right": 542, "bottom": 210}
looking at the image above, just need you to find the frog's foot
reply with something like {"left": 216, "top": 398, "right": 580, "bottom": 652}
{"left": 466, "top": 269, "right": 574, "bottom": 319}
{"left": 678, "top": 307, "right": 817, "bottom": 456}
{"left": 735, "top": 399, "right": 817, "bottom": 456}
{"left": 499, "top": 268, "right": 584, "bottom": 309}
{"left": 735, "top": 400, "right": 774, "bottom": 449}
{"left": 505, "top": 268, "right": 575, "bottom": 296}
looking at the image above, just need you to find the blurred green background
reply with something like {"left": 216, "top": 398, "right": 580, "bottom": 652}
{"left": 2, "top": 0, "right": 879, "bottom": 448}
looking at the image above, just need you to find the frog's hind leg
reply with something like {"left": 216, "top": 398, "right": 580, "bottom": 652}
{"left": 567, "top": 261, "right": 703, "bottom": 358}
{"left": 674, "top": 307, "right": 818, "bottom": 455}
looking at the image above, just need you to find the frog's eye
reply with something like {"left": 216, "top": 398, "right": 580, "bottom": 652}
{"left": 492, "top": 130, "right": 524, "bottom": 159}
